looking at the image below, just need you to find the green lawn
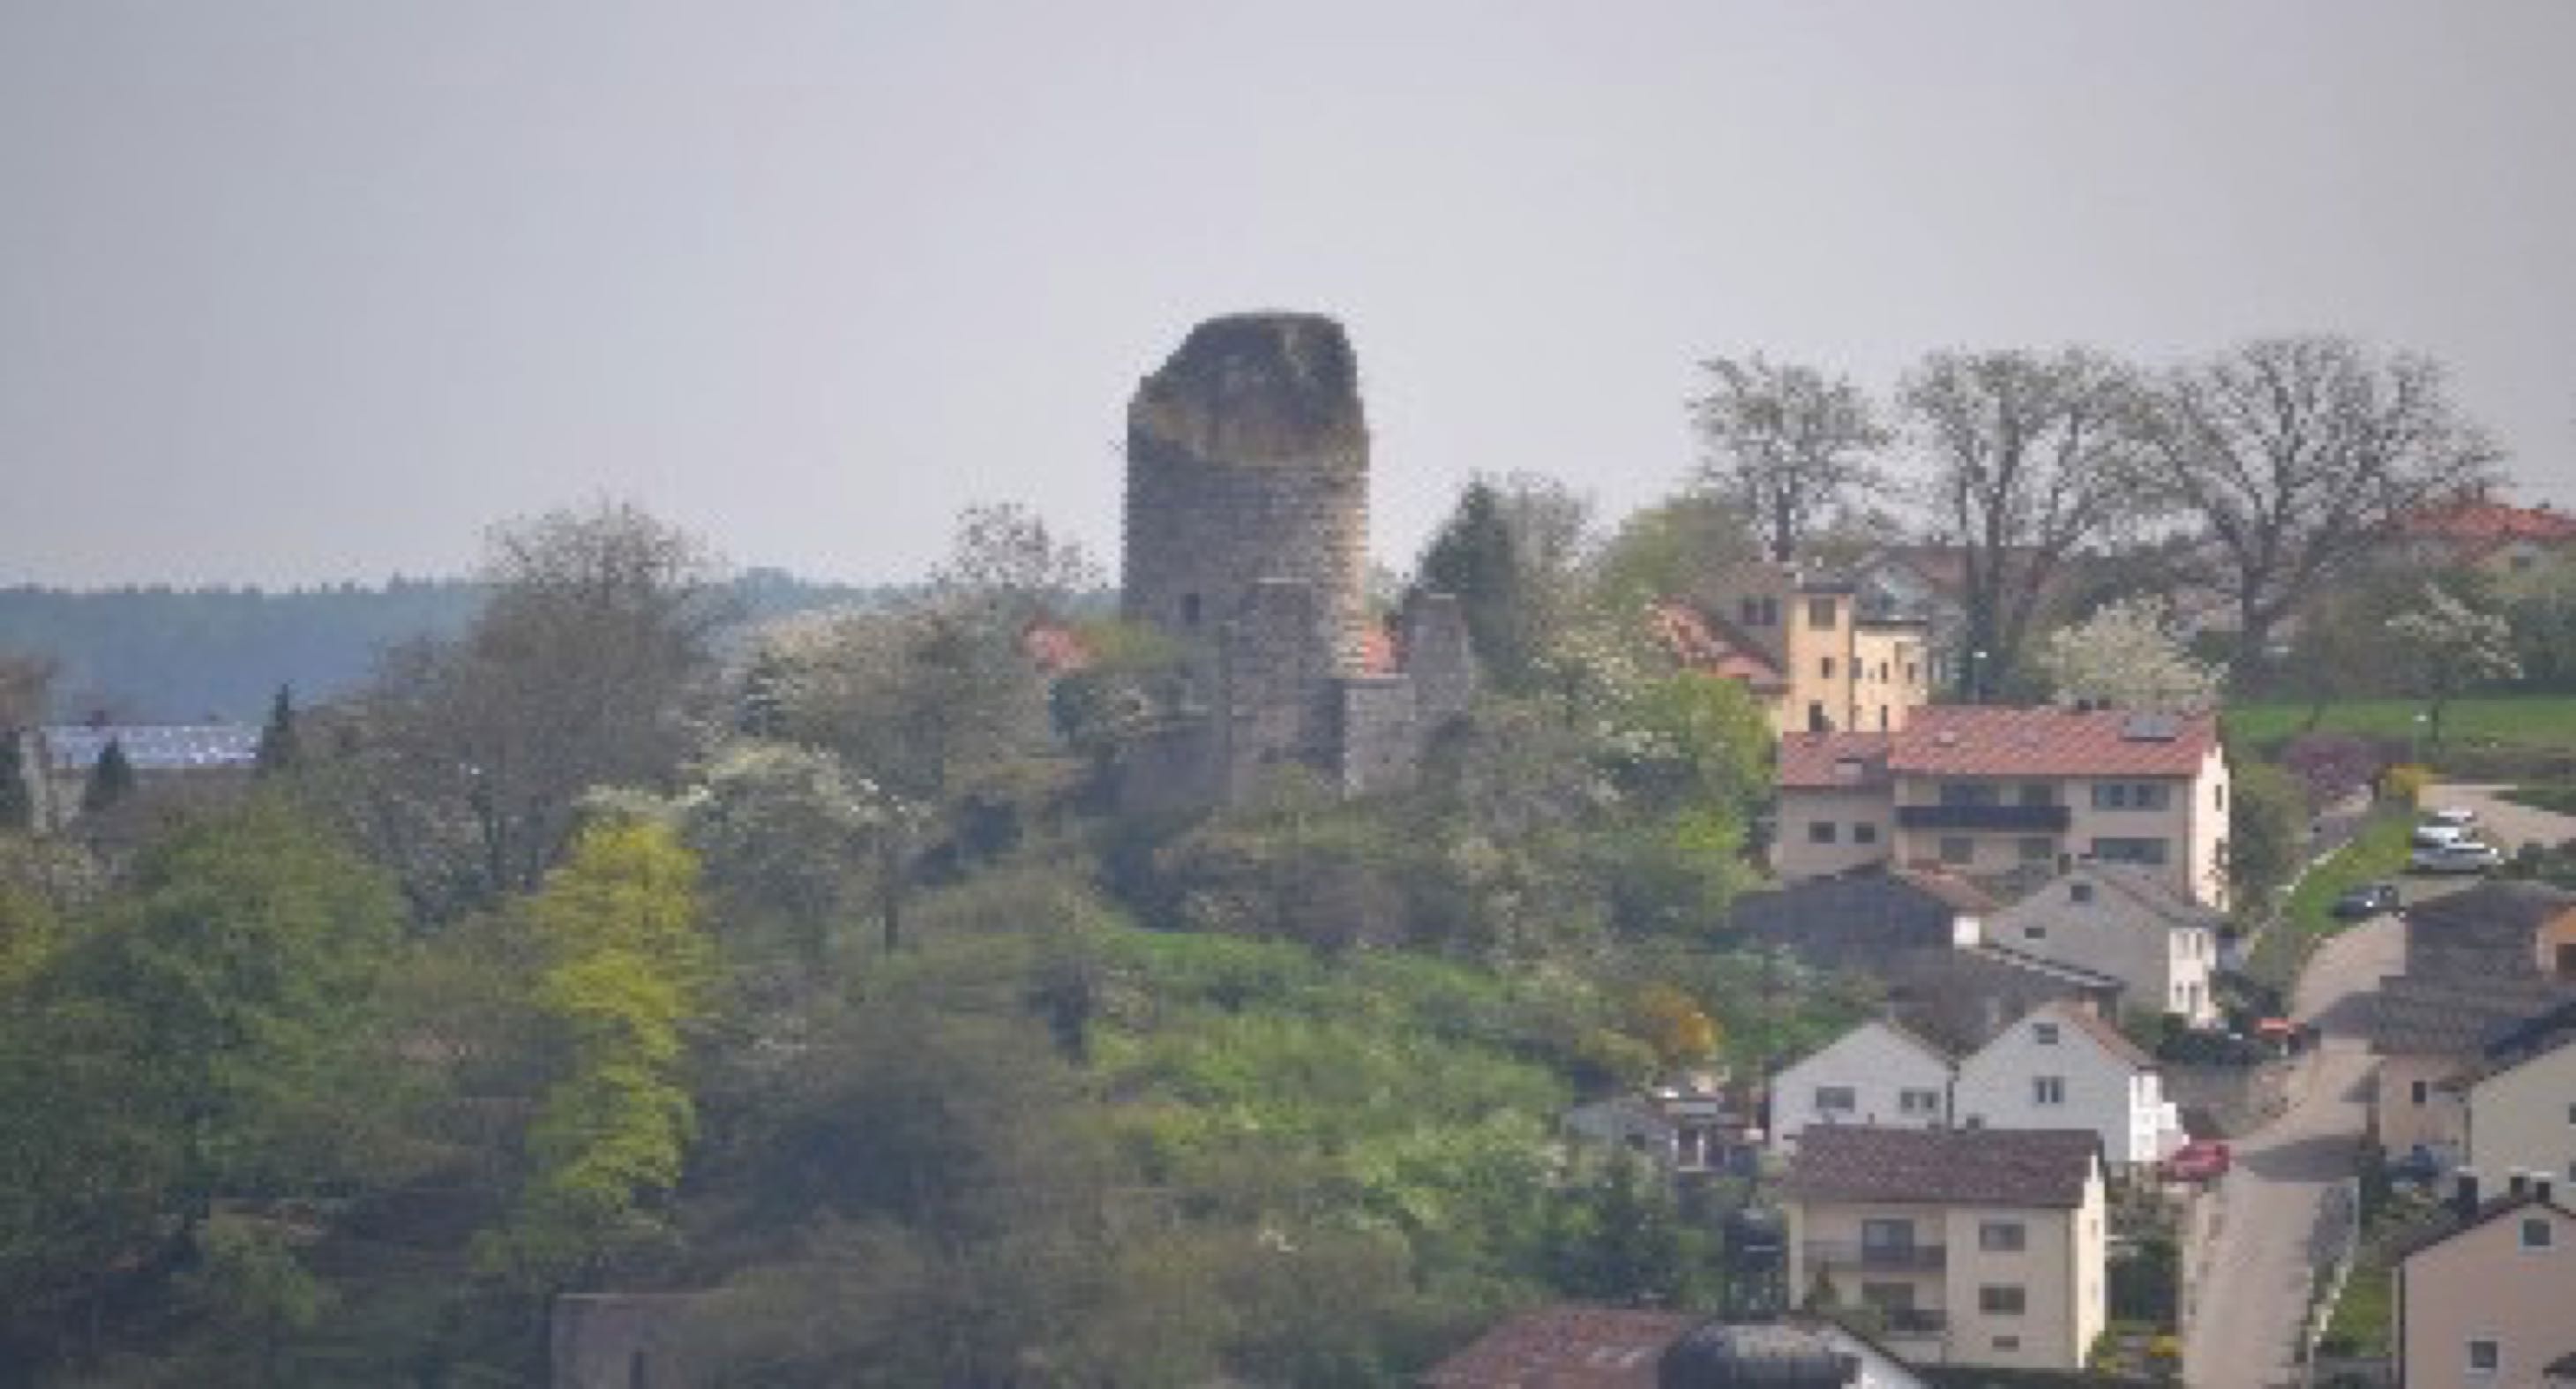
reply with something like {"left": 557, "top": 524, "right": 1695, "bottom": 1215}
{"left": 2243, "top": 809, "right": 2413, "bottom": 993}
{"left": 2225, "top": 694, "right": 2576, "bottom": 757}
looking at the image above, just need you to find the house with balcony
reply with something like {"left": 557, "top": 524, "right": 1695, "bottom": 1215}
{"left": 1775, "top": 705, "right": 2231, "bottom": 910}
{"left": 1953, "top": 1002, "right": 2184, "bottom": 1170}
{"left": 1785, "top": 1126, "right": 2107, "bottom": 1373}
{"left": 1985, "top": 864, "right": 2224, "bottom": 1027}
{"left": 1770, "top": 1020, "right": 1956, "bottom": 1154}
{"left": 2392, "top": 1174, "right": 2576, "bottom": 1389}
{"left": 2370, "top": 882, "right": 2576, "bottom": 1168}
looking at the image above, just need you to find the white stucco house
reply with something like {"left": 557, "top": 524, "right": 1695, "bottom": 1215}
{"left": 1954, "top": 1002, "right": 2183, "bottom": 1169}
{"left": 1769, "top": 1018, "right": 1956, "bottom": 1154}
{"left": 1986, "top": 864, "right": 2223, "bottom": 1027}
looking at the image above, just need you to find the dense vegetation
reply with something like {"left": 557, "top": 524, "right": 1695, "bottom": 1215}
{"left": 0, "top": 499, "right": 1872, "bottom": 1386}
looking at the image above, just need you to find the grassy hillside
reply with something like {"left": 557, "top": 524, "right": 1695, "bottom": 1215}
{"left": 2225, "top": 695, "right": 2576, "bottom": 759}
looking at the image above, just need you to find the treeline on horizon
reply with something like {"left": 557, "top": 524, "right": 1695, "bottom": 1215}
{"left": 0, "top": 570, "right": 919, "bottom": 724}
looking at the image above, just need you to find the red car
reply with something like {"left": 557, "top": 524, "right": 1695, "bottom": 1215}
{"left": 2163, "top": 1139, "right": 2232, "bottom": 1183}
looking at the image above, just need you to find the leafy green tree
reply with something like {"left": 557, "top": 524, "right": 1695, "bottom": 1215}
{"left": 2228, "top": 761, "right": 2309, "bottom": 908}
{"left": 254, "top": 684, "right": 301, "bottom": 777}
{"left": 81, "top": 736, "right": 136, "bottom": 815}
{"left": 481, "top": 819, "right": 711, "bottom": 1292}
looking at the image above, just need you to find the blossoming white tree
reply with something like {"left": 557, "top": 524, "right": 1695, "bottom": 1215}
{"left": 2386, "top": 583, "right": 2521, "bottom": 750}
{"left": 2037, "top": 597, "right": 2224, "bottom": 712}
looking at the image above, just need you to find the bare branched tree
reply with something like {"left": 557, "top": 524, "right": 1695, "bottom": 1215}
{"left": 2136, "top": 336, "right": 2504, "bottom": 682}
{"left": 1691, "top": 356, "right": 1890, "bottom": 561}
{"left": 1900, "top": 348, "right": 2157, "bottom": 700}
{"left": 325, "top": 501, "right": 735, "bottom": 916}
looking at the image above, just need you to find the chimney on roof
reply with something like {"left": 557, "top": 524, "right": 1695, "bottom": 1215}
{"left": 2453, "top": 1169, "right": 2481, "bottom": 1218}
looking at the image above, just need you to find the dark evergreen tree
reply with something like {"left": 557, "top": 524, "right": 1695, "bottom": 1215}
{"left": 0, "top": 731, "right": 31, "bottom": 831}
{"left": 82, "top": 738, "right": 137, "bottom": 815}
{"left": 254, "top": 685, "right": 301, "bottom": 777}
{"left": 1415, "top": 480, "right": 1532, "bottom": 690}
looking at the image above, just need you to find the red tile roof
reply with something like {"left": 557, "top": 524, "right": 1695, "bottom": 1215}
{"left": 1420, "top": 1305, "right": 1698, "bottom": 1387}
{"left": 2400, "top": 499, "right": 2576, "bottom": 545}
{"left": 1778, "top": 731, "right": 1893, "bottom": 790}
{"left": 1887, "top": 706, "right": 2216, "bottom": 778}
{"left": 1648, "top": 601, "right": 1786, "bottom": 687}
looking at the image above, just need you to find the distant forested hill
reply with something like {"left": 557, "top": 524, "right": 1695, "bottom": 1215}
{"left": 0, "top": 568, "right": 904, "bottom": 721}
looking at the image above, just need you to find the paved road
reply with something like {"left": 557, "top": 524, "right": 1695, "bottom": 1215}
{"left": 2183, "top": 913, "right": 2401, "bottom": 1389}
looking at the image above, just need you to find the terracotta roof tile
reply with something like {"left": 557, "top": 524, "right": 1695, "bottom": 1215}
{"left": 1419, "top": 1305, "right": 1698, "bottom": 1387}
{"left": 1786, "top": 1126, "right": 2100, "bottom": 1209}
{"left": 1887, "top": 706, "right": 2216, "bottom": 778}
{"left": 1778, "top": 731, "right": 1894, "bottom": 790}
{"left": 2400, "top": 499, "right": 2576, "bottom": 544}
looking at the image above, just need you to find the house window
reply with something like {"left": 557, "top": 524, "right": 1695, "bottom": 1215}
{"left": 2033, "top": 1023, "right": 2060, "bottom": 1045}
{"left": 1939, "top": 781, "right": 2000, "bottom": 807}
{"left": 2070, "top": 882, "right": 2094, "bottom": 904}
{"left": 2022, "top": 926, "right": 2048, "bottom": 942}
{"left": 2411, "top": 1079, "right": 2430, "bottom": 1106}
{"left": 2557, "top": 942, "right": 2576, "bottom": 979}
{"left": 1808, "top": 702, "right": 1830, "bottom": 732}
{"left": 1809, "top": 822, "right": 1838, "bottom": 845}
{"left": 2215, "top": 782, "right": 2227, "bottom": 810}
{"left": 1180, "top": 593, "right": 1202, "bottom": 626}
{"left": 1993, "top": 1336, "right": 2021, "bottom": 1352}
{"left": 1808, "top": 597, "right": 1839, "bottom": 629}
{"left": 1816, "top": 1086, "right": 1856, "bottom": 1113}
{"left": 1900, "top": 1088, "right": 1942, "bottom": 1115}
{"left": 1853, "top": 822, "right": 1879, "bottom": 845}
{"left": 1939, "top": 837, "right": 1974, "bottom": 867}
{"left": 2092, "top": 782, "right": 2172, "bottom": 811}
{"left": 2467, "top": 1339, "right": 2500, "bottom": 1374}
{"left": 1980, "top": 1221, "right": 2026, "bottom": 1252}
{"left": 2018, "top": 837, "right": 2055, "bottom": 862}
{"left": 1822, "top": 657, "right": 1837, "bottom": 679}
{"left": 2566, "top": 1102, "right": 2576, "bottom": 1127}
{"left": 2093, "top": 837, "right": 2170, "bottom": 867}
{"left": 2522, "top": 1217, "right": 2555, "bottom": 1250}
{"left": 1978, "top": 1285, "right": 2027, "bottom": 1316}
{"left": 2018, "top": 782, "right": 2055, "bottom": 807}
{"left": 2033, "top": 1077, "right": 2066, "bottom": 1106}
{"left": 1861, "top": 1220, "right": 1916, "bottom": 1258}
{"left": 1860, "top": 1281, "right": 1914, "bottom": 1313}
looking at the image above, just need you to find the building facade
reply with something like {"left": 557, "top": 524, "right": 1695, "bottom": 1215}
{"left": 2394, "top": 1184, "right": 2576, "bottom": 1389}
{"left": 1662, "top": 562, "right": 1932, "bottom": 738}
{"left": 1769, "top": 1020, "right": 1956, "bottom": 1154}
{"left": 1985, "top": 865, "right": 2223, "bottom": 1027}
{"left": 1952, "top": 1003, "right": 2183, "bottom": 1169}
{"left": 1786, "top": 1126, "right": 2107, "bottom": 1374}
{"left": 1774, "top": 706, "right": 2233, "bottom": 910}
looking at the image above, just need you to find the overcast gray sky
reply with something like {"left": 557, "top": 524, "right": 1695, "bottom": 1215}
{"left": 3, "top": 1, "right": 2571, "bottom": 587}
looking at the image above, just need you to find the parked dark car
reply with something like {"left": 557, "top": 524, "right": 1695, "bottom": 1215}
{"left": 2330, "top": 882, "right": 2402, "bottom": 919}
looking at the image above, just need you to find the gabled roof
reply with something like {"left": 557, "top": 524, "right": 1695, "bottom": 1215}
{"left": 2441, "top": 999, "right": 2576, "bottom": 1092}
{"left": 1962, "top": 999, "right": 2155, "bottom": 1073}
{"left": 1649, "top": 602, "right": 1787, "bottom": 688}
{"left": 1781, "top": 1016, "right": 1958, "bottom": 1073}
{"left": 1786, "top": 1126, "right": 2100, "bottom": 1209}
{"left": 2003, "top": 861, "right": 2225, "bottom": 933}
{"left": 2404, "top": 882, "right": 2576, "bottom": 963}
{"left": 2369, "top": 974, "right": 2573, "bottom": 1058}
{"left": 1887, "top": 706, "right": 2217, "bottom": 778}
{"left": 1418, "top": 1305, "right": 1698, "bottom": 1386}
{"left": 1778, "top": 731, "right": 1893, "bottom": 790}
{"left": 2392, "top": 1190, "right": 2576, "bottom": 1263}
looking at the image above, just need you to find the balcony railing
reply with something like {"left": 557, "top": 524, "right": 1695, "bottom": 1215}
{"left": 1895, "top": 803, "right": 2072, "bottom": 832}
{"left": 1803, "top": 1239, "right": 1948, "bottom": 1272}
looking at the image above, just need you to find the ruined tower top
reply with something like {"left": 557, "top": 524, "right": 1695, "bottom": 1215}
{"left": 1127, "top": 312, "right": 1367, "bottom": 469}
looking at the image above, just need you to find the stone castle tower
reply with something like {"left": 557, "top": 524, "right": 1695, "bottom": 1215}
{"left": 1117, "top": 312, "right": 1473, "bottom": 809}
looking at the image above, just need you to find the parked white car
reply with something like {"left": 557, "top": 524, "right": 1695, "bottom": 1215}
{"left": 2408, "top": 840, "right": 2503, "bottom": 875}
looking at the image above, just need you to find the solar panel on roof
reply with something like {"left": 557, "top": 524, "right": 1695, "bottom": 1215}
{"left": 2121, "top": 713, "right": 2182, "bottom": 742}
